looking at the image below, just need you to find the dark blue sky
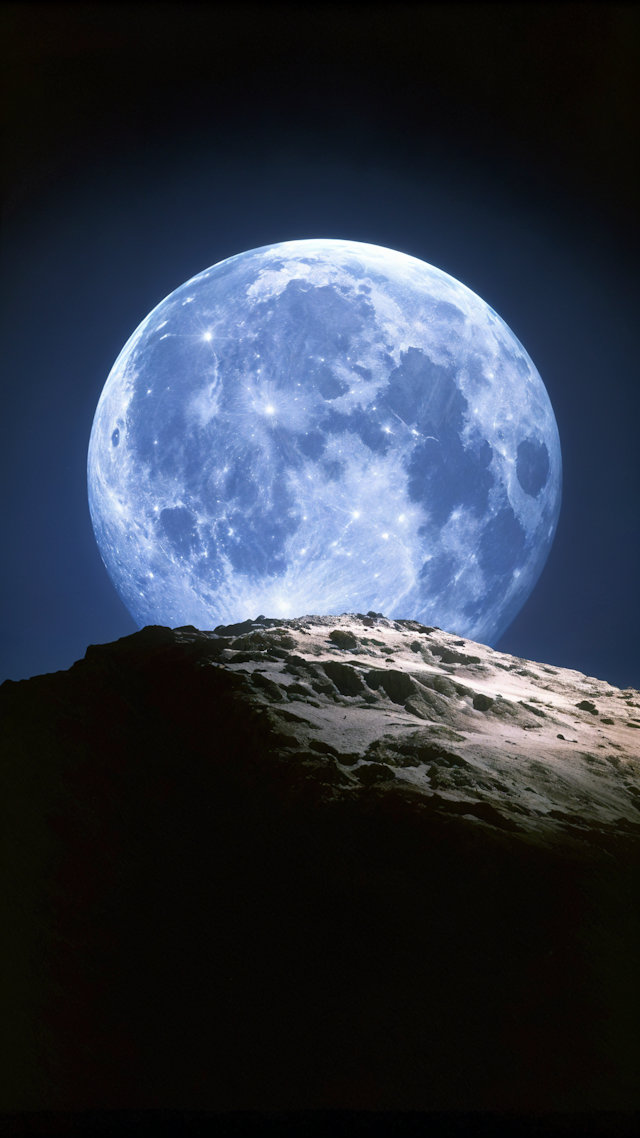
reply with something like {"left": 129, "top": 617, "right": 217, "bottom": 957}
{"left": 2, "top": 4, "right": 639, "bottom": 688}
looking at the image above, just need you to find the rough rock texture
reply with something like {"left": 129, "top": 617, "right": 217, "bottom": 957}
{"left": 1, "top": 614, "right": 639, "bottom": 1113}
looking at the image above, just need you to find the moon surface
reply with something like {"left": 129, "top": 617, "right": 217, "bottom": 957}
{"left": 88, "top": 239, "right": 561, "bottom": 644}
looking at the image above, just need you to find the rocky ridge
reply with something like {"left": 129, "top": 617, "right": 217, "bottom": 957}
{"left": 116, "top": 611, "right": 640, "bottom": 851}
{"left": 2, "top": 614, "right": 639, "bottom": 1113}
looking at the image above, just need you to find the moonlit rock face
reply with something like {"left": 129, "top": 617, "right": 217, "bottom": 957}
{"left": 88, "top": 239, "right": 561, "bottom": 643}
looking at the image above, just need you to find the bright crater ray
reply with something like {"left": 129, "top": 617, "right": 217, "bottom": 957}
{"left": 88, "top": 239, "right": 561, "bottom": 643}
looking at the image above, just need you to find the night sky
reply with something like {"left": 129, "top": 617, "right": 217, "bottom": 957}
{"left": 2, "top": 3, "right": 639, "bottom": 689}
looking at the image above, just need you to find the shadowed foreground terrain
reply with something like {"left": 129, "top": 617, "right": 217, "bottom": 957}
{"left": 1, "top": 614, "right": 640, "bottom": 1115}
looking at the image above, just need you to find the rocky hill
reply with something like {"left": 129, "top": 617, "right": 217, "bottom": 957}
{"left": 2, "top": 614, "right": 640, "bottom": 1114}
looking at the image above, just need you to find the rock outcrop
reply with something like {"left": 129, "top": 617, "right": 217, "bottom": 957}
{"left": 2, "top": 614, "right": 639, "bottom": 1113}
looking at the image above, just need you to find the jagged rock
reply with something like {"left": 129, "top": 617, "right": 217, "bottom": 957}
{"left": 422, "top": 672, "right": 459, "bottom": 697}
{"left": 576, "top": 699, "right": 599, "bottom": 715}
{"left": 1, "top": 614, "right": 639, "bottom": 1113}
{"left": 473, "top": 692, "right": 494, "bottom": 711}
{"left": 250, "top": 672, "right": 287, "bottom": 701}
{"left": 321, "top": 660, "right": 365, "bottom": 696}
{"left": 405, "top": 688, "right": 450, "bottom": 720}
{"left": 404, "top": 695, "right": 433, "bottom": 720}
{"left": 364, "top": 667, "right": 417, "bottom": 703}
{"left": 328, "top": 629, "right": 359, "bottom": 650}
{"left": 354, "top": 761, "right": 396, "bottom": 785}
{"left": 432, "top": 646, "right": 482, "bottom": 665}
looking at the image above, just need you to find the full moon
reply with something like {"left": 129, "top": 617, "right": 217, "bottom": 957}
{"left": 88, "top": 239, "right": 561, "bottom": 644}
